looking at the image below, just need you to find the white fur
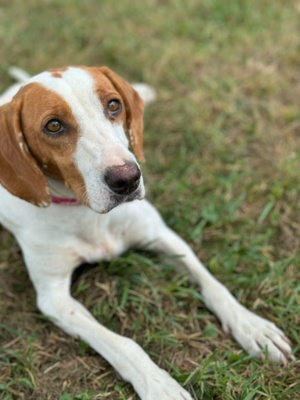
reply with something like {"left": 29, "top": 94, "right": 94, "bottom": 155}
{"left": 0, "top": 68, "right": 293, "bottom": 400}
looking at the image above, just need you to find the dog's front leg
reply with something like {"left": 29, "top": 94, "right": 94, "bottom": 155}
{"left": 127, "top": 201, "right": 294, "bottom": 364}
{"left": 149, "top": 224, "right": 294, "bottom": 364}
{"left": 23, "top": 248, "right": 193, "bottom": 400}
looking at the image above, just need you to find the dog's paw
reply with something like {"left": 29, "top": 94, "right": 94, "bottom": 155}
{"left": 137, "top": 369, "right": 193, "bottom": 400}
{"left": 221, "top": 304, "right": 294, "bottom": 364}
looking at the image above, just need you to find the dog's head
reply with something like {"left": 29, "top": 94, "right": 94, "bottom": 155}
{"left": 0, "top": 66, "right": 146, "bottom": 213}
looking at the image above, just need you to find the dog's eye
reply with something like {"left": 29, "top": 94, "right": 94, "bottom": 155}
{"left": 44, "top": 120, "right": 63, "bottom": 134}
{"left": 107, "top": 100, "right": 121, "bottom": 115}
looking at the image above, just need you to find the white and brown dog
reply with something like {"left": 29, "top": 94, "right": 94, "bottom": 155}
{"left": 0, "top": 66, "right": 294, "bottom": 400}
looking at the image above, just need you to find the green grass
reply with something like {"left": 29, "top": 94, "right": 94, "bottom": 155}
{"left": 0, "top": 0, "right": 300, "bottom": 399}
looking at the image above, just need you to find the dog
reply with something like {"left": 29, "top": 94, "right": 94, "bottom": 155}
{"left": 0, "top": 66, "right": 294, "bottom": 400}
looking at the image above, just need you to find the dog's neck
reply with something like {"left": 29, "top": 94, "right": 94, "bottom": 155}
{"left": 46, "top": 177, "right": 80, "bottom": 205}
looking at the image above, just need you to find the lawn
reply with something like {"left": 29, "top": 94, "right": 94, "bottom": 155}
{"left": 0, "top": 0, "right": 299, "bottom": 399}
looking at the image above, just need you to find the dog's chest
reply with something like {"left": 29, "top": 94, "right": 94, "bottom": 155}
{"left": 69, "top": 213, "right": 130, "bottom": 264}
{"left": 74, "top": 232, "right": 125, "bottom": 263}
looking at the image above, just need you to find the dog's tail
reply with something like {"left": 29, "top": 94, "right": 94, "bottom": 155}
{"left": 8, "top": 66, "right": 31, "bottom": 83}
{"left": 0, "top": 67, "right": 31, "bottom": 106}
{"left": 132, "top": 83, "right": 157, "bottom": 105}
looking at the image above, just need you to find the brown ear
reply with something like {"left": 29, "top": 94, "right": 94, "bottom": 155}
{"left": 100, "top": 67, "right": 145, "bottom": 162}
{"left": 0, "top": 101, "right": 51, "bottom": 206}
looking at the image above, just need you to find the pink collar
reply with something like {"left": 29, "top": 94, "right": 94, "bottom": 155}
{"left": 51, "top": 195, "right": 81, "bottom": 206}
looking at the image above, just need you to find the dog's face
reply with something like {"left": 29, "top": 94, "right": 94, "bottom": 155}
{"left": 0, "top": 67, "right": 145, "bottom": 213}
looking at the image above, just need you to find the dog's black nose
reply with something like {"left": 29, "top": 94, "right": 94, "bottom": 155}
{"left": 104, "top": 162, "right": 141, "bottom": 195}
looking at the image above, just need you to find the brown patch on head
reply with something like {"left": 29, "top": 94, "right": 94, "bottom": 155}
{"left": 83, "top": 66, "right": 145, "bottom": 162}
{"left": 51, "top": 72, "right": 62, "bottom": 78}
{"left": 0, "top": 82, "right": 89, "bottom": 207}
{"left": 48, "top": 67, "right": 69, "bottom": 79}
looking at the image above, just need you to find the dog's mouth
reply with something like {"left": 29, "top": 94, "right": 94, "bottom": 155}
{"left": 103, "top": 183, "right": 145, "bottom": 213}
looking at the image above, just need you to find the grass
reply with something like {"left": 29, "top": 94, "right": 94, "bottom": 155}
{"left": 0, "top": 0, "right": 300, "bottom": 398}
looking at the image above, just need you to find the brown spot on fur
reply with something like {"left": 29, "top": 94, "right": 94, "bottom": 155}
{"left": 48, "top": 67, "right": 69, "bottom": 75}
{"left": 48, "top": 67, "right": 70, "bottom": 78}
{"left": 51, "top": 72, "right": 62, "bottom": 78}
